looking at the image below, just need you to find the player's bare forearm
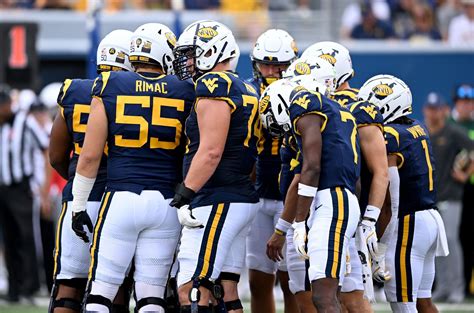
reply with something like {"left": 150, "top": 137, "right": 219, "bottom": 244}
{"left": 294, "top": 114, "right": 323, "bottom": 222}
{"left": 377, "top": 186, "right": 392, "bottom": 238}
{"left": 184, "top": 149, "right": 222, "bottom": 192}
{"left": 76, "top": 98, "right": 107, "bottom": 179}
{"left": 184, "top": 99, "right": 231, "bottom": 192}
{"left": 280, "top": 174, "right": 301, "bottom": 223}
{"left": 360, "top": 125, "right": 389, "bottom": 209}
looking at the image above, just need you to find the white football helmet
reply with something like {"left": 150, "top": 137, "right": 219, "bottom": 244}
{"left": 283, "top": 57, "right": 336, "bottom": 93}
{"left": 229, "top": 43, "right": 240, "bottom": 72}
{"left": 173, "top": 20, "right": 239, "bottom": 80}
{"left": 39, "top": 82, "right": 62, "bottom": 110}
{"left": 302, "top": 41, "right": 353, "bottom": 89}
{"left": 251, "top": 29, "right": 298, "bottom": 85}
{"left": 129, "top": 23, "right": 177, "bottom": 75}
{"left": 358, "top": 74, "right": 412, "bottom": 124}
{"left": 259, "top": 79, "right": 297, "bottom": 136}
{"left": 97, "top": 29, "right": 133, "bottom": 72}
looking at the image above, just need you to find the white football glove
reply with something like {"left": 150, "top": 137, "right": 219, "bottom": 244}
{"left": 372, "top": 242, "right": 391, "bottom": 283}
{"left": 360, "top": 205, "right": 381, "bottom": 258}
{"left": 177, "top": 204, "right": 203, "bottom": 229}
{"left": 292, "top": 221, "right": 309, "bottom": 260}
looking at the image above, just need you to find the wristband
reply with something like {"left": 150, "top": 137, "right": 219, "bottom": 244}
{"left": 275, "top": 217, "right": 292, "bottom": 234}
{"left": 363, "top": 205, "right": 381, "bottom": 222}
{"left": 274, "top": 229, "right": 285, "bottom": 236}
{"left": 298, "top": 183, "right": 318, "bottom": 197}
{"left": 71, "top": 173, "right": 96, "bottom": 213}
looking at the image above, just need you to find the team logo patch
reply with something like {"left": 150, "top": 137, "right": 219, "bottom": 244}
{"left": 109, "top": 47, "right": 116, "bottom": 55}
{"left": 165, "top": 32, "right": 177, "bottom": 47}
{"left": 294, "top": 94, "right": 310, "bottom": 109}
{"left": 319, "top": 54, "right": 336, "bottom": 65}
{"left": 202, "top": 77, "right": 219, "bottom": 93}
{"left": 259, "top": 95, "right": 270, "bottom": 114}
{"left": 295, "top": 62, "right": 311, "bottom": 75}
{"left": 197, "top": 26, "right": 218, "bottom": 42}
{"left": 360, "top": 105, "right": 378, "bottom": 120}
{"left": 136, "top": 38, "right": 142, "bottom": 47}
{"left": 142, "top": 41, "right": 152, "bottom": 53}
{"left": 372, "top": 83, "right": 395, "bottom": 100}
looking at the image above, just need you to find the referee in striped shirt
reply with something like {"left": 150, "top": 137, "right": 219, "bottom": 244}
{"left": 0, "top": 84, "right": 49, "bottom": 302}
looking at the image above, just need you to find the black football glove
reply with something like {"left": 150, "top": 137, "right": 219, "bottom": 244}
{"left": 170, "top": 183, "right": 203, "bottom": 228}
{"left": 72, "top": 211, "right": 93, "bottom": 243}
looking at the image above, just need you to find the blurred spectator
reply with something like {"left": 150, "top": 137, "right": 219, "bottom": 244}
{"left": 437, "top": 0, "right": 463, "bottom": 40}
{"left": 448, "top": 0, "right": 474, "bottom": 46}
{"left": 184, "top": 0, "right": 219, "bottom": 9}
{"left": 341, "top": 0, "right": 391, "bottom": 39}
{"left": 405, "top": 3, "right": 442, "bottom": 41}
{"left": 450, "top": 84, "right": 474, "bottom": 296}
{"left": 389, "top": 0, "right": 417, "bottom": 37}
{"left": 0, "top": 0, "right": 35, "bottom": 8}
{"left": 423, "top": 92, "right": 474, "bottom": 304}
{"left": 220, "top": 0, "right": 265, "bottom": 11}
{"left": 268, "top": 0, "right": 310, "bottom": 11}
{"left": 350, "top": 3, "right": 396, "bottom": 39}
{"left": 36, "top": 0, "right": 72, "bottom": 9}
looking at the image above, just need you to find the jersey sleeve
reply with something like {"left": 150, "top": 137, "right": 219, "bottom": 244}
{"left": 332, "top": 88, "right": 358, "bottom": 107}
{"left": 91, "top": 71, "right": 112, "bottom": 99}
{"left": 384, "top": 126, "right": 401, "bottom": 155}
{"left": 349, "top": 101, "right": 384, "bottom": 131}
{"left": 289, "top": 90, "right": 326, "bottom": 134}
{"left": 195, "top": 72, "right": 237, "bottom": 111}
{"left": 57, "top": 79, "right": 73, "bottom": 108}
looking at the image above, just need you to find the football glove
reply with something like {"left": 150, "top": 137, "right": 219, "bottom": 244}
{"left": 72, "top": 211, "right": 93, "bottom": 243}
{"left": 372, "top": 242, "right": 391, "bottom": 283}
{"left": 170, "top": 183, "right": 203, "bottom": 229}
{"left": 292, "top": 221, "right": 309, "bottom": 260}
{"left": 359, "top": 205, "right": 381, "bottom": 258}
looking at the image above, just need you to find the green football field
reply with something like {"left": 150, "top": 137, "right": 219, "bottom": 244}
{"left": 1, "top": 301, "right": 474, "bottom": 313}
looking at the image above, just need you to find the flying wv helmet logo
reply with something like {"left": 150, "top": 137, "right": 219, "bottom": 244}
{"left": 259, "top": 94, "right": 271, "bottom": 114}
{"left": 294, "top": 62, "right": 311, "bottom": 75}
{"left": 372, "top": 82, "right": 396, "bottom": 100}
{"left": 294, "top": 94, "right": 310, "bottom": 109}
{"left": 202, "top": 77, "right": 219, "bottom": 93}
{"left": 165, "top": 32, "right": 177, "bottom": 49}
{"left": 197, "top": 25, "right": 219, "bottom": 43}
{"left": 115, "top": 50, "right": 126, "bottom": 64}
{"left": 317, "top": 48, "right": 338, "bottom": 65}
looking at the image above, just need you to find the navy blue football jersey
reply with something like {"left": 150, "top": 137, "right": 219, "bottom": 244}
{"left": 248, "top": 77, "right": 284, "bottom": 200}
{"left": 92, "top": 71, "right": 195, "bottom": 198}
{"left": 183, "top": 71, "right": 260, "bottom": 207}
{"left": 347, "top": 101, "right": 384, "bottom": 210}
{"left": 57, "top": 78, "right": 107, "bottom": 202}
{"left": 279, "top": 134, "right": 301, "bottom": 201}
{"left": 289, "top": 89, "right": 360, "bottom": 193}
{"left": 385, "top": 119, "right": 437, "bottom": 217}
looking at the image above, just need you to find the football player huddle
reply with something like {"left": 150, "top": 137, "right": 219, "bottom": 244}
{"left": 47, "top": 19, "right": 448, "bottom": 313}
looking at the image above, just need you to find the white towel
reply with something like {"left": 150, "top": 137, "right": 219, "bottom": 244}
{"left": 429, "top": 209, "right": 449, "bottom": 257}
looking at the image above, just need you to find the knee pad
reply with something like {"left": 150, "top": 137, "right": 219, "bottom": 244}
{"left": 134, "top": 297, "right": 167, "bottom": 312}
{"left": 48, "top": 279, "right": 87, "bottom": 313}
{"left": 188, "top": 278, "right": 225, "bottom": 313}
{"left": 180, "top": 305, "right": 211, "bottom": 313}
{"left": 218, "top": 272, "right": 240, "bottom": 283}
{"left": 85, "top": 294, "right": 113, "bottom": 312}
{"left": 225, "top": 299, "right": 243, "bottom": 311}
